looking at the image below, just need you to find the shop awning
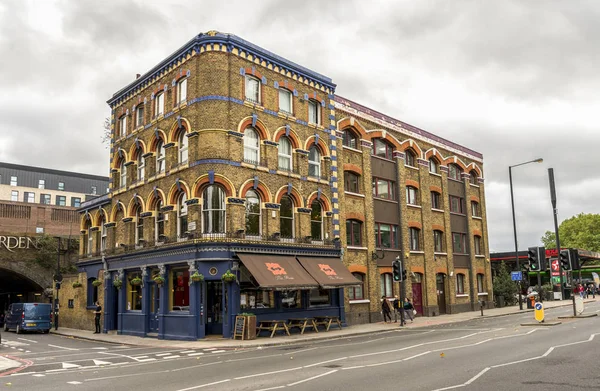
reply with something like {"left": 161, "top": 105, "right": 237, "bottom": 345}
{"left": 237, "top": 254, "right": 319, "bottom": 290}
{"left": 296, "top": 256, "right": 362, "bottom": 288}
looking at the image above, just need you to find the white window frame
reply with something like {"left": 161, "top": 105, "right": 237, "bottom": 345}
{"left": 406, "top": 186, "right": 418, "bottom": 205}
{"left": 308, "top": 99, "right": 320, "bottom": 125}
{"left": 429, "top": 158, "right": 439, "bottom": 174}
{"left": 135, "top": 208, "right": 144, "bottom": 245}
{"left": 380, "top": 273, "right": 393, "bottom": 298}
{"left": 245, "top": 189, "right": 262, "bottom": 237}
{"left": 120, "top": 161, "right": 127, "bottom": 188}
{"left": 119, "top": 115, "right": 127, "bottom": 138}
{"left": 58, "top": 182, "right": 65, "bottom": 191}
{"left": 278, "top": 137, "right": 293, "bottom": 171}
{"left": 11, "top": 190, "right": 18, "bottom": 201}
{"left": 278, "top": 89, "right": 292, "bottom": 114}
{"left": 177, "top": 78, "right": 187, "bottom": 103}
{"left": 87, "top": 227, "right": 93, "bottom": 255}
{"left": 179, "top": 131, "right": 188, "bottom": 164}
{"left": 25, "top": 192, "right": 35, "bottom": 203}
{"left": 243, "top": 128, "right": 260, "bottom": 164}
{"left": 137, "top": 152, "right": 145, "bottom": 181}
{"left": 177, "top": 193, "right": 188, "bottom": 240}
{"left": 91, "top": 186, "right": 97, "bottom": 195}
{"left": 38, "top": 179, "right": 45, "bottom": 189}
{"left": 10, "top": 176, "right": 17, "bottom": 186}
{"left": 471, "top": 201, "right": 479, "bottom": 217}
{"left": 156, "top": 141, "right": 166, "bottom": 173}
{"left": 136, "top": 105, "right": 144, "bottom": 127}
{"left": 100, "top": 220, "right": 107, "bottom": 252}
{"left": 245, "top": 75, "right": 260, "bottom": 103}
{"left": 308, "top": 146, "right": 321, "bottom": 177}
{"left": 155, "top": 201, "right": 165, "bottom": 242}
{"left": 155, "top": 92, "right": 165, "bottom": 117}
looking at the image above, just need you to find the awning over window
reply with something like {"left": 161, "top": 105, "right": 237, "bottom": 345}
{"left": 296, "top": 256, "right": 362, "bottom": 288}
{"left": 237, "top": 254, "right": 319, "bottom": 290}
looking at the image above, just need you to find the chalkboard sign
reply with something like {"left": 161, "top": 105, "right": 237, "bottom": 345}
{"left": 233, "top": 316, "right": 246, "bottom": 340}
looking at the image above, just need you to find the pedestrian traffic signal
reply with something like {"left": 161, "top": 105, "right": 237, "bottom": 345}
{"left": 402, "top": 270, "right": 407, "bottom": 281}
{"left": 559, "top": 249, "right": 571, "bottom": 271}
{"left": 392, "top": 258, "right": 402, "bottom": 281}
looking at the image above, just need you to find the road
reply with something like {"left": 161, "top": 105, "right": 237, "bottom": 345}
{"left": 1, "top": 302, "right": 599, "bottom": 390}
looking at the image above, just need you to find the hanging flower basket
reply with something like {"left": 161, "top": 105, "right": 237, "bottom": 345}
{"left": 72, "top": 281, "right": 82, "bottom": 288}
{"left": 130, "top": 277, "right": 143, "bottom": 286}
{"left": 191, "top": 272, "right": 204, "bottom": 283}
{"left": 113, "top": 279, "right": 123, "bottom": 289}
{"left": 221, "top": 270, "right": 236, "bottom": 283}
{"left": 92, "top": 280, "right": 103, "bottom": 287}
{"left": 153, "top": 276, "right": 165, "bottom": 285}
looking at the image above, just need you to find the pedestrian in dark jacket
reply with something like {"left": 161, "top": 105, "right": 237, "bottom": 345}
{"left": 403, "top": 298, "right": 414, "bottom": 322}
{"left": 392, "top": 295, "right": 401, "bottom": 322}
{"left": 381, "top": 296, "right": 392, "bottom": 323}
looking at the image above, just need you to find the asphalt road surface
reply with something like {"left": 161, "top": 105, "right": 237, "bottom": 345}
{"left": 2, "top": 301, "right": 600, "bottom": 390}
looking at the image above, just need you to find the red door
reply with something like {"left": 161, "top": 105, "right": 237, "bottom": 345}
{"left": 412, "top": 283, "right": 423, "bottom": 316}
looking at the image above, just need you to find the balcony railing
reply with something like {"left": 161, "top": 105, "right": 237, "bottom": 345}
{"left": 243, "top": 157, "right": 268, "bottom": 167}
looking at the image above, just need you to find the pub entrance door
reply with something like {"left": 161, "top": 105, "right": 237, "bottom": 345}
{"left": 205, "top": 281, "right": 223, "bottom": 335}
{"left": 148, "top": 282, "right": 160, "bottom": 333}
{"left": 436, "top": 273, "right": 447, "bottom": 315}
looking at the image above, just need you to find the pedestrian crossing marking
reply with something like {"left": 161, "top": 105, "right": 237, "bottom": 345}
{"left": 92, "top": 359, "right": 112, "bottom": 366}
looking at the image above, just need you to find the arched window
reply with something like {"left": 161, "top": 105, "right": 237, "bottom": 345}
{"left": 380, "top": 273, "right": 393, "bottom": 298}
{"left": 342, "top": 129, "right": 359, "bottom": 149}
{"left": 278, "top": 136, "right": 293, "bottom": 171}
{"left": 372, "top": 138, "right": 393, "bottom": 159}
{"left": 310, "top": 200, "right": 323, "bottom": 241}
{"left": 405, "top": 150, "right": 416, "bottom": 167}
{"left": 469, "top": 170, "right": 478, "bottom": 185}
{"left": 243, "top": 127, "right": 260, "bottom": 164}
{"left": 346, "top": 219, "right": 362, "bottom": 246}
{"left": 245, "top": 75, "right": 260, "bottom": 103}
{"left": 155, "top": 199, "right": 165, "bottom": 242}
{"left": 99, "top": 214, "right": 107, "bottom": 252}
{"left": 119, "top": 115, "right": 127, "bottom": 138}
{"left": 202, "top": 185, "right": 226, "bottom": 234}
{"left": 119, "top": 161, "right": 127, "bottom": 189}
{"left": 308, "top": 146, "right": 321, "bottom": 177}
{"left": 456, "top": 273, "right": 465, "bottom": 294}
{"left": 349, "top": 273, "right": 364, "bottom": 300}
{"left": 137, "top": 151, "right": 145, "bottom": 181}
{"left": 177, "top": 193, "right": 188, "bottom": 239}
{"left": 156, "top": 140, "right": 166, "bottom": 173}
{"left": 178, "top": 131, "right": 188, "bottom": 164}
{"left": 83, "top": 218, "right": 92, "bottom": 255}
{"left": 155, "top": 91, "right": 165, "bottom": 117}
{"left": 135, "top": 205, "right": 144, "bottom": 245}
{"left": 245, "top": 189, "right": 261, "bottom": 236}
{"left": 429, "top": 158, "right": 439, "bottom": 174}
{"left": 280, "top": 194, "right": 294, "bottom": 239}
{"left": 448, "top": 164, "right": 462, "bottom": 181}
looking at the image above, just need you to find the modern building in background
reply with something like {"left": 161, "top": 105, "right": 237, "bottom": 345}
{"left": 63, "top": 31, "right": 490, "bottom": 340}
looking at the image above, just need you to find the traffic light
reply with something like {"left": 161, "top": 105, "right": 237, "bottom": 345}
{"left": 392, "top": 258, "right": 402, "bottom": 281}
{"left": 569, "top": 249, "right": 581, "bottom": 270}
{"left": 402, "top": 269, "right": 407, "bottom": 281}
{"left": 559, "top": 249, "right": 571, "bottom": 271}
{"left": 527, "top": 247, "right": 540, "bottom": 271}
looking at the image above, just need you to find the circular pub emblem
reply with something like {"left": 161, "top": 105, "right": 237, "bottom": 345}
{"left": 209, "top": 267, "right": 218, "bottom": 276}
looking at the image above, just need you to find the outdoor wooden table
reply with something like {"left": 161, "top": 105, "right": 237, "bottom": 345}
{"left": 313, "top": 315, "right": 342, "bottom": 331}
{"left": 256, "top": 319, "right": 290, "bottom": 338}
{"left": 287, "top": 317, "right": 318, "bottom": 334}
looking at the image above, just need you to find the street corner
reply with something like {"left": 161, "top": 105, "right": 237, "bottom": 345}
{"left": 0, "top": 355, "right": 32, "bottom": 377}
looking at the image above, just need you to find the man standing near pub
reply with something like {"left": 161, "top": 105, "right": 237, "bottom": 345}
{"left": 93, "top": 301, "right": 102, "bottom": 334}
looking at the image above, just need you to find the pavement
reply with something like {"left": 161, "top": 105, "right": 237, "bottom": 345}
{"left": 45, "top": 297, "right": 598, "bottom": 349}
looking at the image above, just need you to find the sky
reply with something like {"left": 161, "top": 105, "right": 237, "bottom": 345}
{"left": 1, "top": 0, "right": 598, "bottom": 252}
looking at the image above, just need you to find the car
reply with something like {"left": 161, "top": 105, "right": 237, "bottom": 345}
{"left": 3, "top": 303, "right": 52, "bottom": 334}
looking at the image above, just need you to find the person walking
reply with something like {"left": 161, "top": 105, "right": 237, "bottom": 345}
{"left": 381, "top": 295, "right": 392, "bottom": 323}
{"left": 93, "top": 301, "right": 102, "bottom": 334}
{"left": 403, "top": 298, "right": 415, "bottom": 322}
{"left": 392, "top": 295, "right": 401, "bottom": 323}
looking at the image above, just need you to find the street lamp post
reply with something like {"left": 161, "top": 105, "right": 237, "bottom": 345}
{"left": 509, "top": 158, "right": 543, "bottom": 310}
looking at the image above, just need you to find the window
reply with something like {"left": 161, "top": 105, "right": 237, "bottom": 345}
{"left": 372, "top": 178, "right": 395, "bottom": 200}
{"left": 308, "top": 146, "right": 321, "bottom": 177}
{"left": 127, "top": 272, "right": 142, "bottom": 311}
{"left": 155, "top": 92, "right": 165, "bottom": 117}
{"left": 456, "top": 274, "right": 465, "bottom": 294}
{"left": 71, "top": 197, "right": 81, "bottom": 207}
{"left": 406, "top": 186, "right": 418, "bottom": 205}
{"left": 10, "top": 190, "right": 18, "bottom": 201}
{"left": 177, "top": 78, "right": 187, "bottom": 103}
{"left": 91, "top": 186, "right": 97, "bottom": 195}
{"left": 156, "top": 140, "right": 166, "bottom": 173}
{"left": 136, "top": 105, "right": 144, "bottom": 127}
{"left": 409, "top": 227, "right": 420, "bottom": 251}
{"left": 470, "top": 170, "right": 478, "bottom": 185}
{"left": 278, "top": 89, "right": 292, "bottom": 114}
{"left": 346, "top": 219, "right": 362, "bottom": 246}
{"left": 56, "top": 195, "right": 66, "bottom": 206}
{"left": 375, "top": 223, "right": 398, "bottom": 249}
{"left": 87, "top": 226, "right": 93, "bottom": 255}
{"left": 429, "top": 158, "right": 439, "bottom": 174}
{"left": 178, "top": 131, "right": 188, "bottom": 164}
{"left": 431, "top": 191, "right": 442, "bottom": 209}
{"left": 342, "top": 129, "right": 359, "bottom": 149}
{"left": 24, "top": 192, "right": 35, "bottom": 203}
{"left": 87, "top": 278, "right": 98, "bottom": 307}
{"left": 58, "top": 182, "right": 65, "bottom": 191}
{"left": 434, "top": 230, "right": 444, "bottom": 252}
{"left": 240, "top": 268, "right": 274, "bottom": 310}
{"left": 155, "top": 200, "right": 165, "bottom": 242}
{"left": 474, "top": 235, "right": 482, "bottom": 255}
{"left": 345, "top": 172, "right": 360, "bottom": 193}
{"left": 280, "top": 195, "right": 294, "bottom": 239}
{"left": 202, "top": 185, "right": 226, "bottom": 234}
{"left": 119, "top": 115, "right": 127, "bottom": 138}
{"left": 449, "top": 196, "right": 464, "bottom": 214}
{"left": 38, "top": 179, "right": 45, "bottom": 189}
{"left": 471, "top": 201, "right": 480, "bottom": 217}
{"left": 245, "top": 190, "right": 261, "bottom": 236}
{"left": 310, "top": 200, "right": 323, "bottom": 241}
{"left": 477, "top": 273, "right": 485, "bottom": 293}
{"left": 380, "top": 273, "right": 393, "bottom": 298}
{"left": 40, "top": 194, "right": 51, "bottom": 204}
{"left": 452, "top": 232, "right": 467, "bottom": 254}
{"left": 243, "top": 127, "right": 260, "bottom": 164}
{"left": 372, "top": 138, "right": 393, "bottom": 159}
{"left": 10, "top": 176, "right": 17, "bottom": 186}
{"left": 349, "top": 273, "right": 364, "bottom": 300}
{"left": 308, "top": 99, "right": 320, "bottom": 125}
{"left": 448, "top": 164, "right": 462, "bottom": 181}
{"left": 170, "top": 267, "right": 190, "bottom": 310}
{"left": 137, "top": 152, "right": 145, "bottom": 181}
{"left": 404, "top": 150, "right": 416, "bottom": 167}
{"left": 278, "top": 136, "right": 293, "bottom": 171}
{"left": 100, "top": 216, "right": 107, "bottom": 252}
{"left": 245, "top": 75, "right": 260, "bottom": 103}
{"left": 309, "top": 288, "right": 331, "bottom": 307}
{"left": 119, "top": 161, "right": 127, "bottom": 188}
{"left": 281, "top": 290, "right": 302, "bottom": 309}
{"left": 135, "top": 206, "right": 144, "bottom": 245}
{"left": 177, "top": 193, "right": 188, "bottom": 238}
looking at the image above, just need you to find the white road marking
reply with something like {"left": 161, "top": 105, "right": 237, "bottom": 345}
{"left": 92, "top": 359, "right": 113, "bottom": 366}
{"left": 67, "top": 381, "right": 82, "bottom": 385}
{"left": 283, "top": 347, "right": 318, "bottom": 355}
{"left": 133, "top": 356, "right": 149, "bottom": 359}
{"left": 33, "top": 374, "right": 45, "bottom": 377}
{"left": 136, "top": 358, "right": 157, "bottom": 362}
{"left": 287, "top": 369, "right": 338, "bottom": 386}
{"left": 17, "top": 338, "right": 37, "bottom": 343}
{"left": 155, "top": 353, "right": 172, "bottom": 356}
{"left": 163, "top": 355, "right": 180, "bottom": 359}
{"left": 91, "top": 347, "right": 108, "bottom": 350}
{"left": 203, "top": 348, "right": 217, "bottom": 351}
{"left": 48, "top": 344, "right": 79, "bottom": 351}
{"left": 62, "top": 363, "right": 81, "bottom": 369}
{"left": 254, "top": 387, "right": 285, "bottom": 391}
{"left": 211, "top": 350, "right": 226, "bottom": 354}
{"left": 180, "top": 350, "right": 196, "bottom": 354}
{"left": 187, "top": 353, "right": 204, "bottom": 356}
{"left": 234, "top": 367, "right": 303, "bottom": 380}
{"left": 176, "top": 379, "right": 231, "bottom": 390}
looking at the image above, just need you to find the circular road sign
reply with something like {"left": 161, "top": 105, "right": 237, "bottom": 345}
{"left": 534, "top": 302, "right": 545, "bottom": 322}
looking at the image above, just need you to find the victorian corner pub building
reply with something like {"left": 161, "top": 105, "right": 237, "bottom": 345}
{"left": 73, "top": 31, "right": 490, "bottom": 340}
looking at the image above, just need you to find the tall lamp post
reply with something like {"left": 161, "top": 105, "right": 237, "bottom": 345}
{"left": 509, "top": 158, "right": 543, "bottom": 310}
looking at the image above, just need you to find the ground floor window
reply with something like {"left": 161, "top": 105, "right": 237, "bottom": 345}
{"left": 170, "top": 267, "right": 189, "bottom": 310}
{"left": 380, "top": 273, "right": 393, "bottom": 298}
{"left": 281, "top": 290, "right": 302, "bottom": 309}
{"left": 309, "top": 288, "right": 331, "bottom": 307}
{"left": 240, "top": 289, "right": 274, "bottom": 310}
{"left": 127, "top": 272, "right": 142, "bottom": 310}
{"left": 349, "top": 273, "right": 364, "bottom": 300}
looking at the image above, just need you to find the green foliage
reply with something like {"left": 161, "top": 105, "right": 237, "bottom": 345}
{"left": 221, "top": 270, "right": 236, "bottom": 282}
{"left": 541, "top": 213, "right": 600, "bottom": 252}
{"left": 493, "top": 262, "right": 518, "bottom": 306}
{"left": 30, "top": 235, "right": 79, "bottom": 273}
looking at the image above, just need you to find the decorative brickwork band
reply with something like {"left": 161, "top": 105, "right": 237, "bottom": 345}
{"left": 408, "top": 221, "right": 422, "bottom": 229}
{"left": 227, "top": 197, "right": 245, "bottom": 205}
{"left": 348, "top": 265, "right": 367, "bottom": 274}
{"left": 264, "top": 203, "right": 280, "bottom": 209}
{"left": 139, "top": 212, "right": 153, "bottom": 218}
{"left": 430, "top": 185, "right": 442, "bottom": 193}
{"left": 122, "top": 217, "right": 134, "bottom": 223}
{"left": 406, "top": 179, "right": 420, "bottom": 189}
{"left": 160, "top": 205, "right": 174, "bottom": 212}
{"left": 432, "top": 224, "right": 445, "bottom": 232}
{"left": 297, "top": 208, "right": 312, "bottom": 214}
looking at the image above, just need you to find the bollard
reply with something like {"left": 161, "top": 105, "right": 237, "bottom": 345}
{"left": 480, "top": 300, "right": 485, "bottom": 316}
{"left": 572, "top": 295, "right": 577, "bottom": 317}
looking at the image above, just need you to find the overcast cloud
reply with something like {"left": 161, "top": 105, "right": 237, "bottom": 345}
{"left": 1, "top": 0, "right": 598, "bottom": 252}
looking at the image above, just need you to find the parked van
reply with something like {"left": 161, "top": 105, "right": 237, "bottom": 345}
{"left": 3, "top": 303, "right": 52, "bottom": 334}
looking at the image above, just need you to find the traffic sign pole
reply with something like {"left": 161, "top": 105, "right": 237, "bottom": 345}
{"left": 534, "top": 302, "right": 544, "bottom": 323}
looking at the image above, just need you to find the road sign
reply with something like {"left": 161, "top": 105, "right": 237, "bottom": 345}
{"left": 511, "top": 271, "right": 523, "bottom": 281}
{"left": 534, "top": 302, "right": 544, "bottom": 322}
{"left": 551, "top": 259, "right": 559, "bottom": 272}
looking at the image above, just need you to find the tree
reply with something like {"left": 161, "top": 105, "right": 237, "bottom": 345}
{"left": 101, "top": 117, "right": 111, "bottom": 148}
{"left": 541, "top": 213, "right": 600, "bottom": 252}
{"left": 493, "top": 261, "right": 518, "bottom": 306}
